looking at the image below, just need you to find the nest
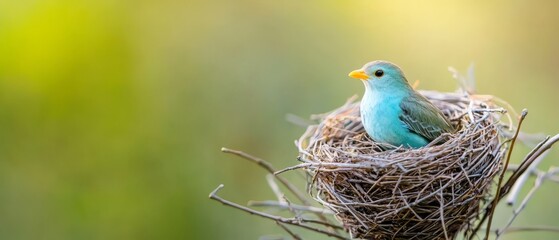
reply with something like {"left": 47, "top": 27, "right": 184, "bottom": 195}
{"left": 297, "top": 91, "right": 509, "bottom": 240}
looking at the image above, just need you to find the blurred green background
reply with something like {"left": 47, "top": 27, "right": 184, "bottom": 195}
{"left": 1, "top": 0, "right": 558, "bottom": 239}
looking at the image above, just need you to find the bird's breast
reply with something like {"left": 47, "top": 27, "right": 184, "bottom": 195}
{"left": 360, "top": 93, "right": 406, "bottom": 143}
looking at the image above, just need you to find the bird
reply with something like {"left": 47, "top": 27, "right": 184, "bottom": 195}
{"left": 348, "top": 60, "right": 454, "bottom": 149}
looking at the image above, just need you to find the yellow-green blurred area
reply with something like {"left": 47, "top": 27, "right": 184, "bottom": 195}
{"left": 1, "top": 0, "right": 559, "bottom": 239}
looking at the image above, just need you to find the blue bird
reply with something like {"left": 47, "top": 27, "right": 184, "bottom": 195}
{"left": 348, "top": 60, "right": 454, "bottom": 148}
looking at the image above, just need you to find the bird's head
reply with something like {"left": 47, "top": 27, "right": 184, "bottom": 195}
{"left": 348, "top": 60, "right": 411, "bottom": 91}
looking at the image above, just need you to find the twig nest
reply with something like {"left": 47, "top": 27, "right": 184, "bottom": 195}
{"left": 297, "top": 91, "right": 508, "bottom": 240}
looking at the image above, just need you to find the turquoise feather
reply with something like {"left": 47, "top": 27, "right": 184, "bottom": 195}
{"left": 349, "top": 60, "right": 454, "bottom": 148}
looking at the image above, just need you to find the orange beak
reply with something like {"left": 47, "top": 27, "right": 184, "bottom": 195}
{"left": 348, "top": 69, "right": 369, "bottom": 80}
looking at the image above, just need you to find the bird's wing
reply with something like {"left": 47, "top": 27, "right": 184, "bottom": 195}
{"left": 399, "top": 94, "right": 454, "bottom": 141}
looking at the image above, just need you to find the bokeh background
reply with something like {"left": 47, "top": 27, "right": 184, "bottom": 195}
{"left": 1, "top": 0, "right": 558, "bottom": 239}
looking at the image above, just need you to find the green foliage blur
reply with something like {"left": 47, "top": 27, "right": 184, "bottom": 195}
{"left": 0, "top": 0, "right": 558, "bottom": 239}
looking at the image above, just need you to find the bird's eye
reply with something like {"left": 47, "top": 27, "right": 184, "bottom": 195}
{"left": 374, "top": 69, "right": 384, "bottom": 77}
